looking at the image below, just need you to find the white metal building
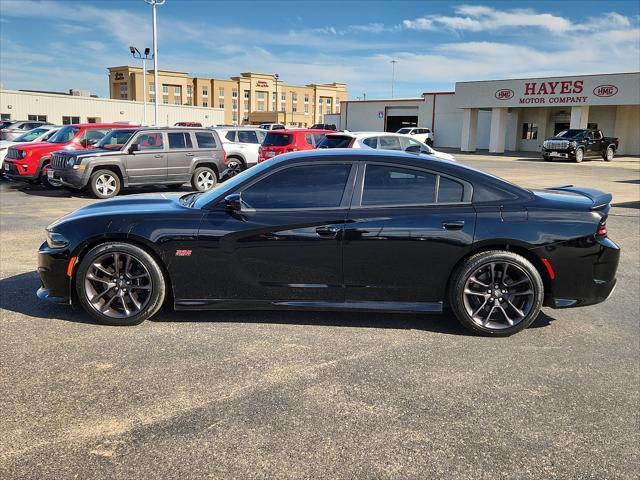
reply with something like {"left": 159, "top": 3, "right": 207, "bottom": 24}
{"left": 339, "top": 72, "right": 640, "bottom": 155}
{"left": 0, "top": 89, "right": 225, "bottom": 127}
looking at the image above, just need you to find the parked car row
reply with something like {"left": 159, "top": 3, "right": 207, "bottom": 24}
{"left": 0, "top": 120, "right": 52, "bottom": 141}
{"left": 3, "top": 121, "right": 454, "bottom": 199}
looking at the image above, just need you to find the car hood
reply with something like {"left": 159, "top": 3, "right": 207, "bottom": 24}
{"left": 49, "top": 193, "right": 190, "bottom": 230}
{"left": 0, "top": 140, "right": 18, "bottom": 149}
{"left": 55, "top": 148, "right": 122, "bottom": 158}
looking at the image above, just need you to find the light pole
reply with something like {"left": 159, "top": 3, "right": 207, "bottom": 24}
{"left": 144, "top": 0, "right": 165, "bottom": 126}
{"left": 129, "top": 46, "right": 153, "bottom": 125}
{"left": 273, "top": 73, "right": 279, "bottom": 124}
{"left": 390, "top": 59, "right": 397, "bottom": 98}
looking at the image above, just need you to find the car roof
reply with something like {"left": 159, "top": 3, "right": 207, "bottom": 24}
{"left": 267, "top": 128, "right": 334, "bottom": 134}
{"left": 327, "top": 131, "right": 411, "bottom": 139}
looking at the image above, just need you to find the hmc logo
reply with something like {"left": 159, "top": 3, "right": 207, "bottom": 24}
{"left": 495, "top": 89, "right": 514, "bottom": 100}
{"left": 593, "top": 85, "right": 618, "bottom": 97}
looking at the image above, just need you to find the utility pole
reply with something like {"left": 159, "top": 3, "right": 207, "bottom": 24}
{"left": 144, "top": 0, "right": 165, "bottom": 126}
{"left": 129, "top": 46, "right": 153, "bottom": 125}
{"left": 390, "top": 59, "right": 397, "bottom": 98}
{"left": 273, "top": 73, "right": 279, "bottom": 123}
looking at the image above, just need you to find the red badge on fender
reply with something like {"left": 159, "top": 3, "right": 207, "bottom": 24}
{"left": 175, "top": 249, "right": 192, "bottom": 257}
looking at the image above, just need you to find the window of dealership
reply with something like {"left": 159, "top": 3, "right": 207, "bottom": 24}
{"left": 340, "top": 72, "right": 640, "bottom": 155}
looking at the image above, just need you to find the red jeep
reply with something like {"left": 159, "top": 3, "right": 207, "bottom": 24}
{"left": 3, "top": 123, "right": 125, "bottom": 187}
{"left": 258, "top": 129, "right": 333, "bottom": 163}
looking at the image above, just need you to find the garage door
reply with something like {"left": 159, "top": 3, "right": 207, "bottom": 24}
{"left": 385, "top": 107, "right": 418, "bottom": 132}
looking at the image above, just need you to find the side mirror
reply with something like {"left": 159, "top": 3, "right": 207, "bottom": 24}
{"left": 405, "top": 145, "right": 421, "bottom": 154}
{"left": 224, "top": 193, "right": 242, "bottom": 212}
{"left": 81, "top": 139, "right": 94, "bottom": 148}
{"left": 129, "top": 143, "right": 139, "bottom": 153}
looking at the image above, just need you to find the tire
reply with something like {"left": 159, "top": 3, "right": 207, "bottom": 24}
{"left": 448, "top": 250, "right": 544, "bottom": 336}
{"left": 603, "top": 146, "right": 614, "bottom": 162}
{"left": 75, "top": 242, "right": 166, "bottom": 326}
{"left": 191, "top": 166, "right": 217, "bottom": 191}
{"left": 543, "top": 155, "right": 553, "bottom": 162}
{"left": 226, "top": 157, "right": 245, "bottom": 178}
{"left": 90, "top": 169, "right": 121, "bottom": 199}
{"left": 574, "top": 148, "right": 584, "bottom": 163}
{"left": 40, "top": 167, "right": 62, "bottom": 189}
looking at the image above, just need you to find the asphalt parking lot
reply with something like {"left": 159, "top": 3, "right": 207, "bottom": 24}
{"left": 1, "top": 153, "right": 638, "bottom": 479}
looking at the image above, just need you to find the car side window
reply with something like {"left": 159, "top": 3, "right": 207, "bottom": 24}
{"left": 82, "top": 129, "right": 109, "bottom": 145}
{"left": 438, "top": 177, "right": 464, "bottom": 203}
{"left": 594, "top": 131, "right": 603, "bottom": 140}
{"left": 135, "top": 132, "right": 164, "bottom": 150}
{"left": 195, "top": 132, "right": 217, "bottom": 149}
{"left": 362, "top": 137, "right": 377, "bottom": 148}
{"left": 378, "top": 136, "right": 402, "bottom": 150}
{"left": 168, "top": 132, "right": 193, "bottom": 149}
{"left": 256, "top": 130, "right": 266, "bottom": 143}
{"left": 400, "top": 137, "right": 427, "bottom": 153}
{"left": 225, "top": 131, "right": 236, "bottom": 142}
{"left": 313, "top": 134, "right": 327, "bottom": 145}
{"left": 362, "top": 164, "right": 436, "bottom": 206}
{"left": 238, "top": 130, "right": 259, "bottom": 143}
{"left": 304, "top": 133, "right": 314, "bottom": 146}
{"left": 242, "top": 164, "right": 352, "bottom": 210}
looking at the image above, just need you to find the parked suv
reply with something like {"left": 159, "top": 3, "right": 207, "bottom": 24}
{"left": 50, "top": 127, "right": 226, "bottom": 198}
{"left": 3, "top": 123, "right": 123, "bottom": 187}
{"left": 213, "top": 127, "right": 266, "bottom": 176}
{"left": 396, "top": 127, "right": 434, "bottom": 146}
{"left": 258, "top": 123, "right": 285, "bottom": 131}
{"left": 258, "top": 129, "right": 333, "bottom": 162}
{"left": 0, "top": 120, "right": 51, "bottom": 141}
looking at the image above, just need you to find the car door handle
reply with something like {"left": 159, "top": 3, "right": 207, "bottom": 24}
{"left": 442, "top": 221, "right": 465, "bottom": 230}
{"left": 316, "top": 226, "right": 340, "bottom": 238}
{"left": 185, "top": 153, "right": 194, "bottom": 156}
{"left": 153, "top": 154, "right": 163, "bottom": 158}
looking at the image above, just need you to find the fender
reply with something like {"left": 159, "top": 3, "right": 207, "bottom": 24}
{"left": 83, "top": 161, "right": 127, "bottom": 186}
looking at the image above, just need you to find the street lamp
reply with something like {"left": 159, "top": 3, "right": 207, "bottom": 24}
{"left": 390, "top": 59, "right": 397, "bottom": 98}
{"left": 144, "top": 0, "right": 165, "bottom": 126}
{"left": 129, "top": 46, "right": 153, "bottom": 125}
{"left": 273, "top": 73, "right": 279, "bottom": 123}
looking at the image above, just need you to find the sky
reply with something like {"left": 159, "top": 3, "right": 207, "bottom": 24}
{"left": 0, "top": 0, "right": 639, "bottom": 99}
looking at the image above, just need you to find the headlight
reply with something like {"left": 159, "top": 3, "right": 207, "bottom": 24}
{"left": 67, "top": 157, "right": 76, "bottom": 168}
{"left": 569, "top": 141, "right": 577, "bottom": 148}
{"left": 46, "top": 230, "right": 69, "bottom": 249}
{"left": 19, "top": 150, "right": 26, "bottom": 158}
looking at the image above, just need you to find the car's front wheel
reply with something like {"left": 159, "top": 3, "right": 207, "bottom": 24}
{"left": 75, "top": 242, "right": 166, "bottom": 326}
{"left": 191, "top": 166, "right": 217, "bottom": 191}
{"left": 574, "top": 148, "right": 584, "bottom": 163}
{"left": 90, "top": 169, "right": 121, "bottom": 199}
{"left": 449, "top": 250, "right": 544, "bottom": 336}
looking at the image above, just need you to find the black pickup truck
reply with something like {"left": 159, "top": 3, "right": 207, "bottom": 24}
{"left": 542, "top": 129, "right": 618, "bottom": 163}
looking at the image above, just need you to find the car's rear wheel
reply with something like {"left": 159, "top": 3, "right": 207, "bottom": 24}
{"left": 574, "top": 148, "right": 584, "bottom": 163}
{"left": 603, "top": 146, "right": 614, "bottom": 162}
{"left": 75, "top": 242, "right": 166, "bottom": 326}
{"left": 90, "top": 169, "right": 121, "bottom": 199}
{"left": 449, "top": 251, "right": 544, "bottom": 336}
{"left": 226, "top": 157, "right": 245, "bottom": 178}
{"left": 191, "top": 166, "right": 217, "bottom": 191}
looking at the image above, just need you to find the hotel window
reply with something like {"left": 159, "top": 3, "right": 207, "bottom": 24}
{"left": 202, "top": 87, "right": 208, "bottom": 97}
{"left": 203, "top": 101, "right": 208, "bottom": 107}
{"left": 304, "top": 94, "right": 309, "bottom": 103}
{"left": 256, "top": 91, "right": 266, "bottom": 111}
{"left": 119, "top": 83, "right": 128, "bottom": 99}
{"left": 187, "top": 85, "right": 192, "bottom": 97}
{"left": 521, "top": 123, "right": 538, "bottom": 140}
{"left": 304, "top": 104, "right": 309, "bottom": 114}
{"left": 175, "top": 99, "right": 181, "bottom": 105}
{"left": 326, "top": 105, "right": 331, "bottom": 114}
{"left": 271, "top": 92, "right": 276, "bottom": 111}
{"left": 335, "top": 98, "right": 340, "bottom": 111}
{"left": 219, "top": 99, "right": 225, "bottom": 109}
{"left": 174, "top": 86, "right": 181, "bottom": 96}
{"left": 218, "top": 87, "right": 225, "bottom": 98}
{"left": 292, "top": 93, "right": 297, "bottom": 103}
{"left": 163, "top": 98, "right": 169, "bottom": 104}
{"left": 149, "top": 83, "right": 155, "bottom": 94}
{"left": 232, "top": 99, "right": 238, "bottom": 111}
{"left": 232, "top": 88, "right": 238, "bottom": 98}
{"left": 244, "top": 90, "right": 250, "bottom": 99}
{"left": 232, "top": 111, "right": 238, "bottom": 122}
{"left": 318, "top": 105, "right": 322, "bottom": 114}
{"left": 162, "top": 85, "right": 168, "bottom": 95}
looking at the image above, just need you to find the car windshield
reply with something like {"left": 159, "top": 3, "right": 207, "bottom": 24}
{"left": 397, "top": 128, "right": 412, "bottom": 134}
{"left": 14, "top": 127, "right": 49, "bottom": 142}
{"left": 192, "top": 159, "right": 275, "bottom": 209}
{"left": 556, "top": 129, "right": 585, "bottom": 138}
{"left": 316, "top": 135, "right": 352, "bottom": 148}
{"left": 263, "top": 132, "right": 293, "bottom": 146}
{"left": 48, "top": 125, "right": 80, "bottom": 143}
{"left": 97, "top": 129, "right": 136, "bottom": 150}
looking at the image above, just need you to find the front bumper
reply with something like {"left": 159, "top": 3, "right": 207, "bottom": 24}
{"left": 51, "top": 168, "right": 87, "bottom": 189}
{"left": 37, "top": 242, "right": 72, "bottom": 305}
{"left": 3, "top": 161, "right": 39, "bottom": 181}
{"left": 541, "top": 148, "right": 576, "bottom": 159}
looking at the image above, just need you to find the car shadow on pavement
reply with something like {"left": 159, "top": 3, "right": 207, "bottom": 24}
{"left": 0, "top": 271, "right": 556, "bottom": 335}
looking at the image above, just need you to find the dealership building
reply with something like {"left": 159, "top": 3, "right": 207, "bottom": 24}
{"left": 338, "top": 72, "right": 640, "bottom": 155}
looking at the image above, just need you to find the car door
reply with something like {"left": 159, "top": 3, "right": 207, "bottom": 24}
{"left": 193, "top": 161, "right": 357, "bottom": 303}
{"left": 125, "top": 131, "right": 167, "bottom": 184}
{"left": 591, "top": 130, "right": 603, "bottom": 155}
{"left": 167, "top": 130, "right": 195, "bottom": 182}
{"left": 236, "top": 129, "right": 262, "bottom": 166}
{"left": 342, "top": 161, "right": 476, "bottom": 306}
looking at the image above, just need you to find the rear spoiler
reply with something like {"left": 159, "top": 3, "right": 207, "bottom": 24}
{"left": 546, "top": 185, "right": 612, "bottom": 210}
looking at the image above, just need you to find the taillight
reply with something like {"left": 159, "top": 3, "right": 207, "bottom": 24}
{"left": 596, "top": 216, "right": 607, "bottom": 237}
{"left": 222, "top": 149, "right": 227, "bottom": 165}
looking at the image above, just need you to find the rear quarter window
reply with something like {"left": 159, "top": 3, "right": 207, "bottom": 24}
{"left": 195, "top": 131, "right": 217, "bottom": 149}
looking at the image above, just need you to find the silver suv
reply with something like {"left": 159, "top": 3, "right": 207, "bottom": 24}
{"left": 49, "top": 127, "right": 226, "bottom": 199}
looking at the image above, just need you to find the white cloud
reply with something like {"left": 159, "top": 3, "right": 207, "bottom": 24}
{"left": 402, "top": 18, "right": 435, "bottom": 31}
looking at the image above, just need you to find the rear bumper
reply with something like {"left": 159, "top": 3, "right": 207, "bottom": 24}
{"left": 536, "top": 237, "right": 620, "bottom": 309}
{"left": 37, "top": 242, "right": 72, "bottom": 305}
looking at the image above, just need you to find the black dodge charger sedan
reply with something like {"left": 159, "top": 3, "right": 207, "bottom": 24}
{"left": 37, "top": 149, "right": 620, "bottom": 336}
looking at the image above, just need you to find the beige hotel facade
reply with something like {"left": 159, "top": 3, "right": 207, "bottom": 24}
{"left": 108, "top": 66, "right": 348, "bottom": 126}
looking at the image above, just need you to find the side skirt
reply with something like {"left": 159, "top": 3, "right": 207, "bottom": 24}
{"left": 174, "top": 299, "right": 443, "bottom": 314}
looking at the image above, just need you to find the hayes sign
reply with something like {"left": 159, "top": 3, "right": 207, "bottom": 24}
{"left": 494, "top": 80, "right": 603, "bottom": 105}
